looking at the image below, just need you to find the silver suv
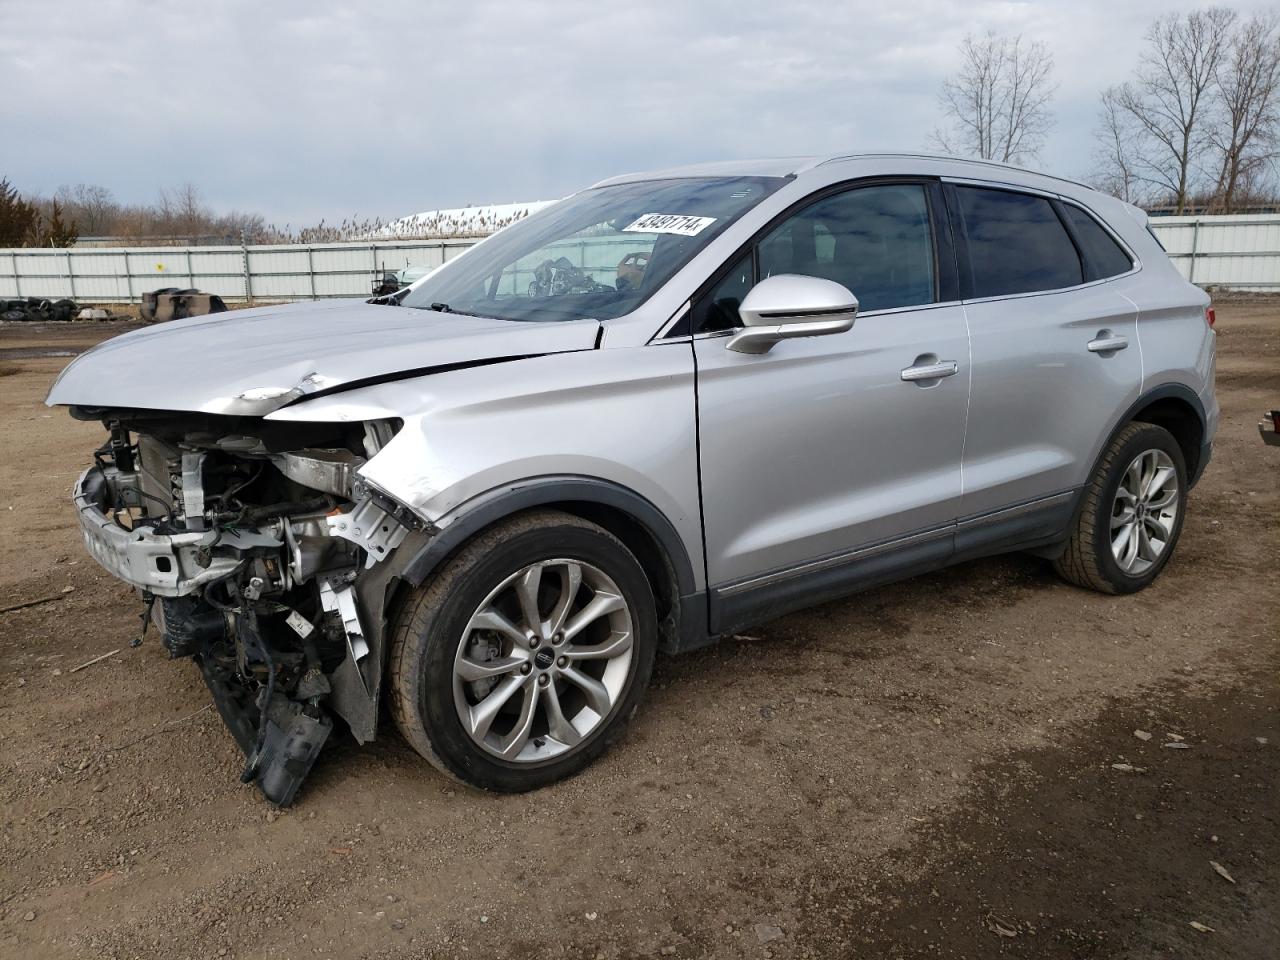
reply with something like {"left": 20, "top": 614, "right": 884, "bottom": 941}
{"left": 48, "top": 154, "right": 1218, "bottom": 804}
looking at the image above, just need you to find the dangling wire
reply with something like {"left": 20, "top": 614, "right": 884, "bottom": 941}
{"left": 233, "top": 591, "right": 277, "bottom": 784}
{"left": 130, "top": 592, "right": 158, "bottom": 648}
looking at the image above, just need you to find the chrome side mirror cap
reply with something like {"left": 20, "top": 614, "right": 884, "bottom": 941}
{"left": 726, "top": 274, "right": 859, "bottom": 354}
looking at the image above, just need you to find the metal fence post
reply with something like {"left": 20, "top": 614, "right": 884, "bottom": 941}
{"left": 12, "top": 252, "right": 21, "bottom": 298}
{"left": 186, "top": 248, "right": 195, "bottom": 289}
{"left": 307, "top": 246, "right": 316, "bottom": 299}
{"left": 123, "top": 251, "right": 134, "bottom": 302}
{"left": 1188, "top": 219, "right": 1201, "bottom": 284}
{"left": 241, "top": 231, "right": 253, "bottom": 304}
{"left": 66, "top": 249, "right": 76, "bottom": 300}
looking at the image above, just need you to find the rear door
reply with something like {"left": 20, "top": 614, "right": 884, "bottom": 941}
{"left": 948, "top": 183, "right": 1143, "bottom": 530}
{"left": 693, "top": 180, "right": 970, "bottom": 600}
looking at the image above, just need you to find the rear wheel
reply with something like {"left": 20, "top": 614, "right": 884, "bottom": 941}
{"left": 1054, "top": 422, "right": 1187, "bottom": 594}
{"left": 388, "top": 510, "right": 657, "bottom": 791}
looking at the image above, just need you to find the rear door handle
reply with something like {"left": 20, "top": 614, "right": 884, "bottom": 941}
{"left": 901, "top": 359, "right": 959, "bottom": 382}
{"left": 1087, "top": 333, "right": 1128, "bottom": 353}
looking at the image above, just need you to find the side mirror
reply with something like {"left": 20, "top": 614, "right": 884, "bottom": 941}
{"left": 726, "top": 274, "right": 859, "bottom": 354}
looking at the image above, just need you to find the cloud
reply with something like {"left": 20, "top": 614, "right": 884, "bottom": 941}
{"left": 1, "top": 0, "right": 1275, "bottom": 223}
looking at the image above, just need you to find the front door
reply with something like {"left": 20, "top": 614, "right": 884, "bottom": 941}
{"left": 692, "top": 182, "right": 971, "bottom": 621}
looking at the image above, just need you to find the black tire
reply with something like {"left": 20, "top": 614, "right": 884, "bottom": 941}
{"left": 1054, "top": 422, "right": 1188, "bottom": 594}
{"left": 388, "top": 510, "right": 657, "bottom": 791}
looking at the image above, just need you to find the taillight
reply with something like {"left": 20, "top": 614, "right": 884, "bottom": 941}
{"left": 1205, "top": 306, "right": 1216, "bottom": 328}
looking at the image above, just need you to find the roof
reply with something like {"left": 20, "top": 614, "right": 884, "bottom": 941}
{"left": 591, "top": 157, "right": 821, "bottom": 187}
{"left": 592, "top": 152, "right": 1094, "bottom": 194}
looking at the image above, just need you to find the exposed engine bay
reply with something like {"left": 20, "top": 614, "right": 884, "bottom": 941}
{"left": 71, "top": 406, "right": 422, "bottom": 805}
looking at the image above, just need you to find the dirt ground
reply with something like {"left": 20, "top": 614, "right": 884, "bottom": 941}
{"left": 0, "top": 306, "right": 1276, "bottom": 960}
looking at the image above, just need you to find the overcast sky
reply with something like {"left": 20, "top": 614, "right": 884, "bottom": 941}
{"left": 2, "top": 1, "right": 1275, "bottom": 225}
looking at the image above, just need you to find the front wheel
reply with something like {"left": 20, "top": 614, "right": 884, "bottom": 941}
{"left": 1054, "top": 422, "right": 1188, "bottom": 594}
{"left": 388, "top": 510, "right": 657, "bottom": 791}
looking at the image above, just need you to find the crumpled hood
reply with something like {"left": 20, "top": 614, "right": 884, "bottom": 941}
{"left": 46, "top": 299, "right": 601, "bottom": 415}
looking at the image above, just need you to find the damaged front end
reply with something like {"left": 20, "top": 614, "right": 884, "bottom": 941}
{"left": 71, "top": 406, "right": 427, "bottom": 806}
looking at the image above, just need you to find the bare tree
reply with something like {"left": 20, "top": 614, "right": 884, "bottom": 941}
{"left": 1208, "top": 11, "right": 1280, "bottom": 210}
{"left": 930, "top": 32, "right": 1056, "bottom": 164}
{"left": 155, "top": 182, "right": 212, "bottom": 238}
{"left": 1106, "top": 8, "right": 1236, "bottom": 213}
{"left": 53, "top": 184, "right": 117, "bottom": 236}
{"left": 1092, "top": 87, "right": 1145, "bottom": 203}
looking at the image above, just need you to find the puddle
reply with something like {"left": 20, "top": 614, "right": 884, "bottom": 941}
{"left": 0, "top": 347, "right": 85, "bottom": 360}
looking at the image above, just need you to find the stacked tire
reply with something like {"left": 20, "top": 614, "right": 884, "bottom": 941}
{"left": 0, "top": 297, "right": 78, "bottom": 322}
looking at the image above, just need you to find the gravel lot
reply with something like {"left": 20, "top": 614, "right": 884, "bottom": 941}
{"left": 0, "top": 305, "right": 1276, "bottom": 960}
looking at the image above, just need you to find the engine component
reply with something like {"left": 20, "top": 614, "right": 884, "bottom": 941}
{"left": 155, "top": 595, "right": 225, "bottom": 658}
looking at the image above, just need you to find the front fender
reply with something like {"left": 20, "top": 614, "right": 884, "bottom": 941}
{"left": 267, "top": 345, "right": 705, "bottom": 590}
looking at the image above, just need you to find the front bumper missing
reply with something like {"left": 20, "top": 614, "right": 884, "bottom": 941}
{"left": 73, "top": 468, "right": 279, "bottom": 597}
{"left": 72, "top": 461, "right": 425, "bottom": 805}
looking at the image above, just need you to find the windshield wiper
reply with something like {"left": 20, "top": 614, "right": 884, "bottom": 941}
{"left": 413, "top": 299, "right": 516, "bottom": 322}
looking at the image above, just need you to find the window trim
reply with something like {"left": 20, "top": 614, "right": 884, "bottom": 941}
{"left": 660, "top": 176, "right": 957, "bottom": 339}
{"left": 1055, "top": 198, "right": 1138, "bottom": 283}
{"left": 941, "top": 178, "right": 1141, "bottom": 306}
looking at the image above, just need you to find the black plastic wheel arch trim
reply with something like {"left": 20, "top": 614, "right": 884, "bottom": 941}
{"left": 1096, "top": 383, "right": 1209, "bottom": 488}
{"left": 399, "top": 476, "right": 696, "bottom": 595}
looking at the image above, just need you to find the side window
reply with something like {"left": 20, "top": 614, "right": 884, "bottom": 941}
{"left": 698, "top": 252, "right": 755, "bottom": 332}
{"left": 1061, "top": 204, "right": 1133, "bottom": 280}
{"left": 955, "top": 187, "right": 1082, "bottom": 297}
{"left": 757, "top": 184, "right": 936, "bottom": 312}
{"left": 691, "top": 183, "right": 938, "bottom": 333}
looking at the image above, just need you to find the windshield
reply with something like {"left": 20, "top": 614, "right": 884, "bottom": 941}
{"left": 401, "top": 176, "right": 784, "bottom": 322}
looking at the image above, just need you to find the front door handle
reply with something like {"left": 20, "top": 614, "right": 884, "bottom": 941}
{"left": 901, "top": 359, "right": 959, "bottom": 382}
{"left": 1087, "top": 333, "right": 1129, "bottom": 353}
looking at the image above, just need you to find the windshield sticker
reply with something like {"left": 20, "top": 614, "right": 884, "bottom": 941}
{"left": 623, "top": 213, "right": 717, "bottom": 237}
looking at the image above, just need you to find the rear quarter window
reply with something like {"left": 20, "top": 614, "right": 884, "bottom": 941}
{"left": 955, "top": 186, "right": 1083, "bottom": 298}
{"left": 1062, "top": 204, "right": 1133, "bottom": 280}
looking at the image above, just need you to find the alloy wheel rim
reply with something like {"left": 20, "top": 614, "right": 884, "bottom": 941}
{"left": 452, "top": 558, "right": 634, "bottom": 763}
{"left": 1111, "top": 449, "right": 1179, "bottom": 576}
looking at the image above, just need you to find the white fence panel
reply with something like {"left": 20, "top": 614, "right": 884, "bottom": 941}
{"left": 2, "top": 217, "right": 1279, "bottom": 303}
{"left": 0, "top": 238, "right": 482, "bottom": 304}
{"left": 60, "top": 251, "right": 131, "bottom": 301}
{"left": 1148, "top": 214, "right": 1280, "bottom": 291}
